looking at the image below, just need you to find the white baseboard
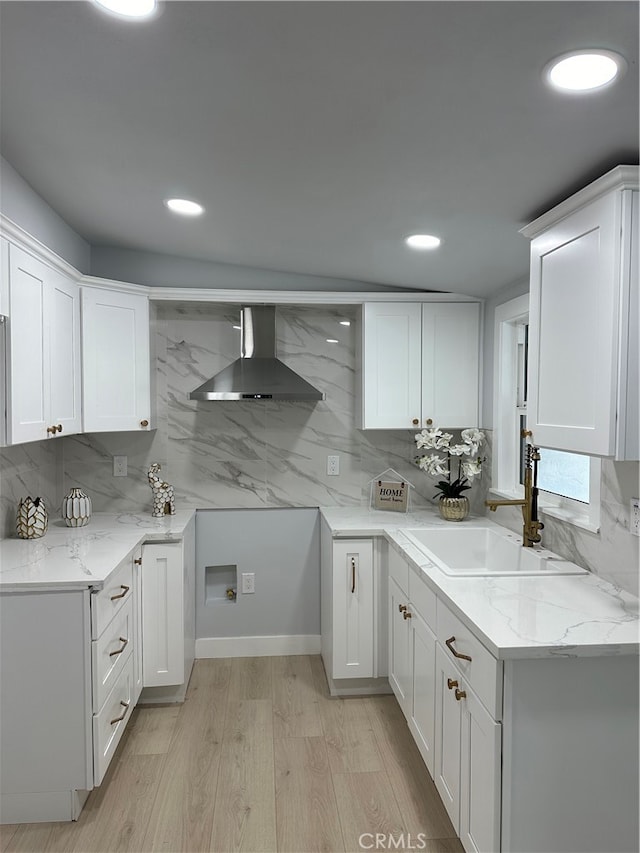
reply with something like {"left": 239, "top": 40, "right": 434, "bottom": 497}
{"left": 195, "top": 634, "right": 321, "bottom": 659}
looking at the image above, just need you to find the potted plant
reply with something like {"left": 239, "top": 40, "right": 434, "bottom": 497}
{"left": 414, "top": 427, "right": 485, "bottom": 521}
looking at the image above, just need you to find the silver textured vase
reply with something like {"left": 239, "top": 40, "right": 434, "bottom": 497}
{"left": 438, "top": 496, "right": 470, "bottom": 522}
{"left": 16, "top": 497, "right": 48, "bottom": 539}
{"left": 62, "top": 487, "right": 92, "bottom": 527}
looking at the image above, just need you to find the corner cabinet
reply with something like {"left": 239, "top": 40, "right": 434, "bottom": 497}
{"left": 81, "top": 286, "right": 152, "bottom": 433}
{"left": 358, "top": 301, "right": 481, "bottom": 430}
{"left": 523, "top": 166, "right": 639, "bottom": 458}
{"left": 2, "top": 243, "right": 81, "bottom": 445}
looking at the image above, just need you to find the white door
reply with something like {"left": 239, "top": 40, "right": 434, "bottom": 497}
{"left": 361, "top": 302, "right": 422, "bottom": 429}
{"left": 527, "top": 192, "right": 620, "bottom": 455}
{"left": 388, "top": 576, "right": 412, "bottom": 716}
{"left": 7, "top": 245, "right": 49, "bottom": 444}
{"left": 142, "top": 542, "right": 184, "bottom": 688}
{"left": 459, "top": 679, "right": 502, "bottom": 853}
{"left": 48, "top": 269, "right": 82, "bottom": 436}
{"left": 421, "top": 303, "right": 480, "bottom": 428}
{"left": 434, "top": 643, "right": 462, "bottom": 831}
{"left": 82, "top": 287, "right": 151, "bottom": 432}
{"left": 332, "top": 540, "right": 374, "bottom": 679}
{"left": 409, "top": 610, "right": 436, "bottom": 776}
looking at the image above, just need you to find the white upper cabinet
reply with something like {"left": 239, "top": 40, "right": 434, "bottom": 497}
{"left": 523, "top": 166, "right": 638, "bottom": 458}
{"left": 4, "top": 243, "right": 81, "bottom": 445}
{"left": 359, "top": 302, "right": 480, "bottom": 430}
{"left": 82, "top": 287, "right": 152, "bottom": 433}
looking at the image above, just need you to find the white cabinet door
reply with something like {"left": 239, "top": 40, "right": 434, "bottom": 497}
{"left": 82, "top": 287, "right": 151, "bottom": 432}
{"left": 422, "top": 303, "right": 480, "bottom": 428}
{"left": 527, "top": 188, "right": 636, "bottom": 456}
{"left": 332, "top": 539, "right": 374, "bottom": 679}
{"left": 7, "top": 245, "right": 49, "bottom": 444}
{"left": 409, "top": 609, "right": 436, "bottom": 777}
{"left": 434, "top": 643, "right": 463, "bottom": 831}
{"left": 48, "top": 269, "right": 82, "bottom": 437}
{"left": 142, "top": 542, "right": 184, "bottom": 688}
{"left": 388, "top": 576, "right": 412, "bottom": 715}
{"left": 459, "top": 679, "right": 501, "bottom": 853}
{"left": 132, "top": 547, "right": 143, "bottom": 704}
{"left": 359, "top": 301, "right": 481, "bottom": 429}
{"left": 361, "top": 302, "right": 423, "bottom": 429}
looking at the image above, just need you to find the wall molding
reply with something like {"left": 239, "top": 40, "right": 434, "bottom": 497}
{"left": 195, "top": 634, "right": 321, "bottom": 658}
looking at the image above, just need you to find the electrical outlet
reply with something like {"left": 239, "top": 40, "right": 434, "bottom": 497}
{"left": 113, "top": 455, "right": 127, "bottom": 477}
{"left": 327, "top": 455, "right": 340, "bottom": 476}
{"left": 241, "top": 572, "right": 255, "bottom": 594}
{"left": 630, "top": 498, "right": 640, "bottom": 536}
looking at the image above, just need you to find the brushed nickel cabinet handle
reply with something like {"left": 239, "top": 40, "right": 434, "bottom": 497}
{"left": 110, "top": 701, "right": 130, "bottom": 725}
{"left": 455, "top": 688, "right": 467, "bottom": 701}
{"left": 134, "top": 558, "right": 142, "bottom": 565}
{"left": 351, "top": 557, "right": 356, "bottom": 594}
{"left": 47, "top": 425, "right": 56, "bottom": 435}
{"left": 403, "top": 610, "right": 412, "bottom": 620}
{"left": 445, "top": 636, "right": 472, "bottom": 662}
{"left": 398, "top": 604, "right": 407, "bottom": 613}
{"left": 109, "top": 636, "right": 129, "bottom": 657}
{"left": 110, "top": 584, "right": 130, "bottom": 601}
{"left": 56, "top": 424, "right": 63, "bottom": 433}
{"left": 447, "top": 678, "right": 458, "bottom": 690}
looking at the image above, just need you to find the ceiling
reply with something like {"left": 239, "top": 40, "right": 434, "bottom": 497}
{"left": 0, "top": 1, "right": 638, "bottom": 297}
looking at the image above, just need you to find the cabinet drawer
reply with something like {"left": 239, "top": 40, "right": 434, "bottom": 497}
{"left": 93, "top": 651, "right": 134, "bottom": 786}
{"left": 437, "top": 600, "right": 502, "bottom": 719}
{"left": 92, "top": 597, "right": 133, "bottom": 711}
{"left": 408, "top": 571, "right": 436, "bottom": 631}
{"left": 91, "top": 557, "right": 134, "bottom": 640}
{"left": 388, "top": 545, "right": 409, "bottom": 597}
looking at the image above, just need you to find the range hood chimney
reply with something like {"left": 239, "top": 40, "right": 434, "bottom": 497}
{"left": 189, "top": 306, "right": 325, "bottom": 401}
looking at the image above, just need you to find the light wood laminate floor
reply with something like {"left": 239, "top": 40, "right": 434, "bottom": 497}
{"left": 1, "top": 656, "right": 462, "bottom": 853}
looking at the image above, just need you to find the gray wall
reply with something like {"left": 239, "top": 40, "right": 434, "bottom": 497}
{"left": 196, "top": 508, "right": 320, "bottom": 638}
{"left": 0, "top": 157, "right": 90, "bottom": 273}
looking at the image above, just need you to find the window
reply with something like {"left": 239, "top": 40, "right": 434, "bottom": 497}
{"left": 492, "top": 294, "right": 600, "bottom": 532}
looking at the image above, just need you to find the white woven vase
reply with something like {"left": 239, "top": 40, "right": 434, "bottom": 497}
{"left": 62, "top": 487, "right": 92, "bottom": 528}
{"left": 16, "top": 497, "right": 48, "bottom": 539}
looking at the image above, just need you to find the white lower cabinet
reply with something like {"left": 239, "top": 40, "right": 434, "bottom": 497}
{"left": 141, "top": 541, "right": 185, "bottom": 688}
{"left": 330, "top": 539, "right": 375, "bottom": 680}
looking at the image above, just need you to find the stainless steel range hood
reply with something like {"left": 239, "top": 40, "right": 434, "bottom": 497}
{"left": 189, "top": 306, "right": 325, "bottom": 401}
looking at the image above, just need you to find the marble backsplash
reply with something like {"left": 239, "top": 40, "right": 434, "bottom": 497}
{"left": 1, "top": 302, "right": 636, "bottom": 597}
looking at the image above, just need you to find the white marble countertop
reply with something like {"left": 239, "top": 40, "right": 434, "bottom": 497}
{"left": 0, "top": 511, "right": 195, "bottom": 591}
{"left": 320, "top": 506, "right": 640, "bottom": 660}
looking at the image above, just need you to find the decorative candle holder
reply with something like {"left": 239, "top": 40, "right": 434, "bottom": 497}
{"left": 61, "top": 487, "right": 92, "bottom": 527}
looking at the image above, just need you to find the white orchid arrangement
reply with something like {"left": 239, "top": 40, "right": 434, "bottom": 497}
{"left": 415, "top": 427, "right": 485, "bottom": 500}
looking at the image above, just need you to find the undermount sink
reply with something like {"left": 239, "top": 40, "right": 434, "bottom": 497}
{"left": 401, "top": 525, "right": 588, "bottom": 577}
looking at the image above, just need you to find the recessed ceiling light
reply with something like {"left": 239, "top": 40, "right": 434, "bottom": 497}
{"left": 339, "top": 320, "right": 351, "bottom": 327}
{"left": 545, "top": 50, "right": 625, "bottom": 92}
{"left": 326, "top": 339, "right": 339, "bottom": 344}
{"left": 92, "top": 0, "right": 158, "bottom": 19}
{"left": 405, "top": 234, "right": 441, "bottom": 250}
{"left": 164, "top": 198, "right": 204, "bottom": 217}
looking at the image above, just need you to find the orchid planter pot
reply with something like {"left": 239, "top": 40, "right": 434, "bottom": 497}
{"left": 438, "top": 496, "right": 470, "bottom": 522}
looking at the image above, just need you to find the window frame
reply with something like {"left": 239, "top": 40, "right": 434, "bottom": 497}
{"left": 491, "top": 294, "right": 600, "bottom": 533}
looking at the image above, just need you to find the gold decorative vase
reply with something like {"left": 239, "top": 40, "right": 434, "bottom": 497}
{"left": 16, "top": 497, "right": 48, "bottom": 539}
{"left": 438, "top": 496, "right": 470, "bottom": 522}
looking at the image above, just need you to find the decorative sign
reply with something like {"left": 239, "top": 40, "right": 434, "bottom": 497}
{"left": 374, "top": 480, "right": 408, "bottom": 513}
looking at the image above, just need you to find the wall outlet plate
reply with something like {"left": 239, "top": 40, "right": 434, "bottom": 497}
{"left": 327, "top": 455, "right": 340, "bottom": 476}
{"left": 630, "top": 498, "right": 640, "bottom": 536}
{"left": 241, "top": 572, "right": 255, "bottom": 594}
{"left": 113, "top": 455, "right": 127, "bottom": 477}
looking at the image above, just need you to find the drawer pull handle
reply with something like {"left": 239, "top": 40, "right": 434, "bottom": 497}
{"left": 445, "top": 636, "right": 472, "bottom": 662}
{"left": 403, "top": 610, "right": 412, "bottom": 620}
{"left": 110, "top": 584, "right": 130, "bottom": 601}
{"left": 109, "top": 637, "right": 129, "bottom": 657}
{"left": 351, "top": 557, "right": 356, "bottom": 594}
{"left": 455, "top": 688, "right": 467, "bottom": 701}
{"left": 398, "top": 604, "right": 407, "bottom": 613}
{"left": 134, "top": 558, "right": 142, "bottom": 565}
{"left": 110, "top": 701, "right": 130, "bottom": 725}
{"left": 447, "top": 678, "right": 458, "bottom": 690}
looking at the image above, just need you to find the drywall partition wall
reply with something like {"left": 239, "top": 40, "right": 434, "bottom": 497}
{"left": 89, "top": 246, "right": 400, "bottom": 292}
{"left": 0, "top": 157, "right": 90, "bottom": 274}
{"left": 195, "top": 508, "right": 320, "bottom": 649}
